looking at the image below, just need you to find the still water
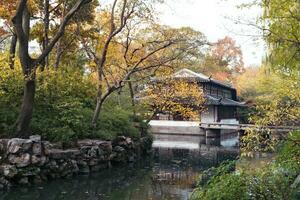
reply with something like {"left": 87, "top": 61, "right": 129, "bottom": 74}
{"left": 0, "top": 133, "right": 238, "bottom": 200}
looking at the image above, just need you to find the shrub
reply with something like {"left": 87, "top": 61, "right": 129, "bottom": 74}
{"left": 0, "top": 59, "right": 144, "bottom": 143}
{"left": 191, "top": 132, "right": 300, "bottom": 200}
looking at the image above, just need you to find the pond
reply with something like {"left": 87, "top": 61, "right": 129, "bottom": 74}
{"left": 0, "top": 132, "right": 239, "bottom": 200}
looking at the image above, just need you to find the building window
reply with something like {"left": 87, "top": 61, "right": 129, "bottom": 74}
{"left": 211, "top": 86, "right": 218, "bottom": 96}
{"left": 224, "top": 90, "right": 232, "bottom": 99}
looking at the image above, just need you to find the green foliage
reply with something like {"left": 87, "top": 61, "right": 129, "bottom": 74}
{"left": 197, "top": 160, "right": 236, "bottom": 187}
{"left": 191, "top": 132, "right": 300, "bottom": 200}
{"left": 0, "top": 55, "right": 23, "bottom": 135}
{"left": 238, "top": 67, "right": 300, "bottom": 155}
{"left": 261, "top": 0, "right": 300, "bottom": 71}
{"left": 0, "top": 54, "right": 143, "bottom": 143}
{"left": 191, "top": 160, "right": 247, "bottom": 200}
{"left": 192, "top": 173, "right": 249, "bottom": 200}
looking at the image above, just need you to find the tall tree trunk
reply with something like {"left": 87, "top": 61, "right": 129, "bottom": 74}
{"left": 13, "top": 0, "right": 91, "bottom": 135}
{"left": 92, "top": 96, "right": 104, "bottom": 127}
{"left": 9, "top": 33, "right": 17, "bottom": 69}
{"left": 15, "top": 4, "right": 35, "bottom": 136}
{"left": 15, "top": 79, "right": 36, "bottom": 136}
{"left": 92, "top": 71, "right": 103, "bottom": 127}
{"left": 54, "top": 40, "right": 63, "bottom": 68}
{"left": 54, "top": 1, "right": 66, "bottom": 69}
{"left": 128, "top": 79, "right": 136, "bottom": 116}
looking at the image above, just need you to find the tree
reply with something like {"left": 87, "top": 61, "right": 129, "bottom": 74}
{"left": 235, "top": 66, "right": 260, "bottom": 101}
{"left": 122, "top": 26, "right": 207, "bottom": 117}
{"left": 29, "top": 0, "right": 98, "bottom": 69}
{"left": 261, "top": 0, "right": 300, "bottom": 72}
{"left": 231, "top": 1, "right": 300, "bottom": 157}
{"left": 199, "top": 36, "right": 245, "bottom": 82}
{"left": 11, "top": 0, "right": 93, "bottom": 135}
{"left": 81, "top": 0, "right": 206, "bottom": 126}
{"left": 0, "top": 0, "right": 18, "bottom": 68}
{"left": 141, "top": 72, "right": 206, "bottom": 121}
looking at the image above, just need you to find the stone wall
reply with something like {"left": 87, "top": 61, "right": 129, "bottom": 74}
{"left": 0, "top": 135, "right": 153, "bottom": 189}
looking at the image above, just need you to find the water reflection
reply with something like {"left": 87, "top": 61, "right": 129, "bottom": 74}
{"left": 0, "top": 133, "right": 238, "bottom": 200}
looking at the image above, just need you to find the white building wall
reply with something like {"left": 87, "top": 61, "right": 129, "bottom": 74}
{"left": 200, "top": 106, "right": 217, "bottom": 123}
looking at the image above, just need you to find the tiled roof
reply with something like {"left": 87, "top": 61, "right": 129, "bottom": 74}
{"left": 205, "top": 94, "right": 246, "bottom": 107}
{"left": 172, "top": 68, "right": 234, "bottom": 89}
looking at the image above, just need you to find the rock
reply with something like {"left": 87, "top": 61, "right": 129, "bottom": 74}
{"left": 90, "top": 164, "right": 107, "bottom": 172}
{"left": 48, "top": 149, "right": 80, "bottom": 159}
{"left": 126, "top": 137, "right": 133, "bottom": 145}
{"left": 51, "top": 142, "right": 63, "bottom": 149}
{"left": 8, "top": 153, "right": 31, "bottom": 168}
{"left": 77, "top": 161, "right": 89, "bottom": 174}
{"left": 18, "top": 177, "right": 29, "bottom": 185}
{"left": 43, "top": 141, "right": 52, "bottom": 155}
{"left": 58, "top": 160, "right": 78, "bottom": 177}
{"left": 47, "top": 160, "right": 58, "bottom": 171}
{"left": 32, "top": 142, "right": 43, "bottom": 155}
{"left": 79, "top": 146, "right": 90, "bottom": 155}
{"left": 88, "top": 159, "right": 99, "bottom": 166}
{"left": 113, "top": 136, "right": 127, "bottom": 147}
{"left": 39, "top": 156, "right": 47, "bottom": 166}
{"left": 77, "top": 139, "right": 94, "bottom": 147}
{"left": 88, "top": 146, "right": 99, "bottom": 157}
{"left": 0, "top": 136, "right": 142, "bottom": 189}
{"left": 1, "top": 165, "right": 18, "bottom": 178}
{"left": 70, "top": 160, "right": 79, "bottom": 173}
{"left": 78, "top": 139, "right": 111, "bottom": 148}
{"left": 29, "top": 135, "right": 41, "bottom": 142}
{"left": 31, "top": 155, "right": 47, "bottom": 166}
{"left": 0, "top": 177, "right": 11, "bottom": 189}
{"left": 7, "top": 138, "right": 32, "bottom": 154}
{"left": 113, "top": 146, "right": 125, "bottom": 153}
{"left": 18, "top": 167, "right": 40, "bottom": 177}
{"left": 111, "top": 146, "right": 127, "bottom": 163}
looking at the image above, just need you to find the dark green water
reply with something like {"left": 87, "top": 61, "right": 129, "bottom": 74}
{"left": 0, "top": 134, "right": 238, "bottom": 200}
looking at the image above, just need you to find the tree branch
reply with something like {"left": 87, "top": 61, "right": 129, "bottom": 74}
{"left": 35, "top": 0, "right": 92, "bottom": 65}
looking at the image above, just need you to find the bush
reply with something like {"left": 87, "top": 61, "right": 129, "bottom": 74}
{"left": 191, "top": 132, "right": 300, "bottom": 200}
{"left": 0, "top": 59, "right": 144, "bottom": 143}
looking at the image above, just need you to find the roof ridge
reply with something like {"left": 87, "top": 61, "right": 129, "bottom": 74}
{"left": 173, "top": 68, "right": 209, "bottom": 79}
{"left": 174, "top": 68, "right": 234, "bottom": 89}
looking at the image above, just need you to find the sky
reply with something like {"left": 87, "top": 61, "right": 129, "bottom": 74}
{"left": 156, "top": 0, "right": 265, "bottom": 67}
{"left": 1, "top": 0, "right": 265, "bottom": 66}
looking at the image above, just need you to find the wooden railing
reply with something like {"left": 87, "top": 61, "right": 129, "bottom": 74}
{"left": 199, "top": 122, "right": 300, "bottom": 132}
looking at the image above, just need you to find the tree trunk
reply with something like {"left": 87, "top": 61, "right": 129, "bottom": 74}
{"left": 128, "top": 80, "right": 136, "bottom": 116}
{"left": 54, "top": 40, "right": 63, "bottom": 68}
{"left": 9, "top": 33, "right": 17, "bottom": 69}
{"left": 92, "top": 64, "right": 104, "bottom": 126}
{"left": 14, "top": 5, "right": 36, "bottom": 136}
{"left": 15, "top": 79, "right": 36, "bottom": 136}
{"left": 91, "top": 96, "right": 104, "bottom": 127}
{"left": 12, "top": 0, "right": 91, "bottom": 135}
{"left": 54, "top": 2, "right": 65, "bottom": 69}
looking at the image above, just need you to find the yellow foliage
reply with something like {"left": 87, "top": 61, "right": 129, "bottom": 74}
{"left": 143, "top": 72, "right": 206, "bottom": 120}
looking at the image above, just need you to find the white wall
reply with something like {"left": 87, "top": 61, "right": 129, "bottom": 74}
{"left": 149, "top": 120, "right": 204, "bottom": 135}
{"left": 200, "top": 106, "right": 217, "bottom": 123}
